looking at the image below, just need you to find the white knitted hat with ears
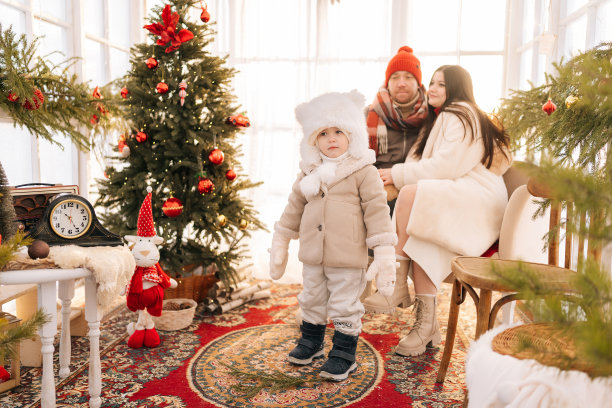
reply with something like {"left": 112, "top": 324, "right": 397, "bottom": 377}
{"left": 295, "top": 90, "right": 370, "bottom": 167}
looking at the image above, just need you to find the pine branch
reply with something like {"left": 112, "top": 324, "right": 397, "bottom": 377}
{"left": 0, "top": 230, "right": 33, "bottom": 270}
{"left": 219, "top": 362, "right": 309, "bottom": 400}
{"left": 0, "top": 309, "right": 50, "bottom": 361}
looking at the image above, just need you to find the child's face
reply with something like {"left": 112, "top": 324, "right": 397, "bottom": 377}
{"left": 316, "top": 127, "right": 349, "bottom": 158}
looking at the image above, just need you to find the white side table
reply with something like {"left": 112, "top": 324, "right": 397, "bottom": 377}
{"left": 0, "top": 268, "right": 101, "bottom": 408}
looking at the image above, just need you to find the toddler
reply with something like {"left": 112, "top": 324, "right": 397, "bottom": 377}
{"left": 269, "top": 90, "right": 397, "bottom": 381}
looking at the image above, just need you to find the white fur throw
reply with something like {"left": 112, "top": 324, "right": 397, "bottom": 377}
{"left": 466, "top": 324, "right": 612, "bottom": 407}
{"left": 49, "top": 245, "right": 135, "bottom": 308}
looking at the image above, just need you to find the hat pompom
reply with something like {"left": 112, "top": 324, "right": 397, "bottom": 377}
{"left": 398, "top": 46, "right": 413, "bottom": 53}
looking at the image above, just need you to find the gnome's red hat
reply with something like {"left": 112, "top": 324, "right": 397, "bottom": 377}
{"left": 137, "top": 186, "right": 156, "bottom": 237}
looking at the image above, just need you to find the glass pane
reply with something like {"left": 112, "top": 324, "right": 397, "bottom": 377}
{"left": 595, "top": 1, "right": 612, "bottom": 45}
{"left": 459, "top": 56, "right": 504, "bottom": 113}
{"left": 85, "top": 0, "right": 105, "bottom": 37}
{"left": 313, "top": 61, "right": 388, "bottom": 99}
{"left": 31, "top": 0, "right": 69, "bottom": 22}
{"left": 563, "top": 15, "right": 587, "bottom": 58}
{"left": 239, "top": 0, "right": 310, "bottom": 59}
{"left": 110, "top": 48, "right": 130, "bottom": 81}
{"left": 410, "top": 0, "right": 460, "bottom": 52}
{"left": 0, "top": 124, "right": 33, "bottom": 185}
{"left": 420, "top": 56, "right": 459, "bottom": 88}
{"left": 564, "top": 0, "right": 588, "bottom": 17}
{"left": 0, "top": 5, "right": 26, "bottom": 34}
{"left": 537, "top": 0, "right": 550, "bottom": 34}
{"left": 38, "top": 135, "right": 74, "bottom": 185}
{"left": 326, "top": 0, "right": 392, "bottom": 58}
{"left": 108, "top": 0, "right": 131, "bottom": 47}
{"left": 32, "top": 21, "right": 70, "bottom": 64}
{"left": 518, "top": 49, "right": 534, "bottom": 91}
{"left": 460, "top": 0, "right": 506, "bottom": 50}
{"left": 522, "top": 0, "right": 536, "bottom": 45}
{"left": 84, "top": 39, "right": 106, "bottom": 85}
{"left": 535, "top": 54, "right": 547, "bottom": 86}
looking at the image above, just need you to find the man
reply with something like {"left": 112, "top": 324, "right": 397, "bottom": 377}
{"left": 366, "top": 45, "right": 427, "bottom": 214}
{"left": 363, "top": 46, "right": 428, "bottom": 314}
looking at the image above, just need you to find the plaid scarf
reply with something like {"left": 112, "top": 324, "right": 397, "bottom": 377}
{"left": 366, "top": 85, "right": 428, "bottom": 155}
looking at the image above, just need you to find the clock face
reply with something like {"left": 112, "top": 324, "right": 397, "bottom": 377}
{"left": 49, "top": 198, "right": 93, "bottom": 239}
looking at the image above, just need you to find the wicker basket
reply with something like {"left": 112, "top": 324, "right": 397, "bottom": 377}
{"left": 151, "top": 298, "right": 197, "bottom": 331}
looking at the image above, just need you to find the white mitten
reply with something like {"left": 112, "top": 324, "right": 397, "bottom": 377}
{"left": 366, "top": 245, "right": 397, "bottom": 297}
{"left": 268, "top": 232, "right": 290, "bottom": 280}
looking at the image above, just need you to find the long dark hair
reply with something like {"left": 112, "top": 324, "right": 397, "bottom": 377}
{"left": 414, "top": 65, "right": 509, "bottom": 168}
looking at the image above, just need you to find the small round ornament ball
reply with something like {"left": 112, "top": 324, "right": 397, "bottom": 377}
{"left": 225, "top": 169, "right": 237, "bottom": 181}
{"left": 239, "top": 219, "right": 249, "bottom": 230}
{"left": 208, "top": 148, "right": 224, "bottom": 165}
{"left": 198, "top": 178, "right": 214, "bottom": 194}
{"left": 136, "top": 131, "right": 148, "bottom": 143}
{"left": 7, "top": 92, "right": 19, "bottom": 102}
{"left": 146, "top": 57, "right": 158, "bottom": 69}
{"left": 200, "top": 3, "right": 210, "bottom": 23}
{"left": 28, "top": 239, "right": 50, "bottom": 259}
{"left": 565, "top": 95, "right": 579, "bottom": 108}
{"left": 542, "top": 98, "right": 557, "bottom": 116}
{"left": 156, "top": 82, "right": 169, "bottom": 94}
{"left": 216, "top": 214, "right": 227, "bottom": 227}
{"left": 120, "top": 87, "right": 129, "bottom": 98}
{"left": 162, "top": 197, "right": 183, "bottom": 217}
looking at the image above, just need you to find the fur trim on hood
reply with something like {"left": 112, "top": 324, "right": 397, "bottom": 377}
{"left": 296, "top": 90, "right": 372, "bottom": 170}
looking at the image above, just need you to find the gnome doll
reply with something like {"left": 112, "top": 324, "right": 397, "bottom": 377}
{"left": 123, "top": 187, "right": 177, "bottom": 348}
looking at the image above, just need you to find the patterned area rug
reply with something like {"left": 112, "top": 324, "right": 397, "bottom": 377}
{"left": 0, "top": 283, "right": 472, "bottom": 407}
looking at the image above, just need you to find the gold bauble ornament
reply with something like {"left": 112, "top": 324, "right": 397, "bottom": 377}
{"left": 216, "top": 214, "right": 227, "bottom": 227}
{"left": 565, "top": 95, "right": 579, "bottom": 108}
{"left": 239, "top": 219, "right": 249, "bottom": 230}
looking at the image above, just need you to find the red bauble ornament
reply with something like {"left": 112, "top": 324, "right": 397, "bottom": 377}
{"left": 146, "top": 57, "right": 158, "bottom": 69}
{"left": 7, "top": 92, "right": 19, "bottom": 102}
{"left": 90, "top": 114, "right": 99, "bottom": 125}
{"left": 200, "top": 1, "right": 210, "bottom": 23}
{"left": 225, "top": 169, "right": 237, "bottom": 181}
{"left": 156, "top": 82, "right": 169, "bottom": 94}
{"left": 179, "top": 80, "right": 187, "bottom": 106}
{"left": 136, "top": 131, "right": 148, "bottom": 142}
{"left": 120, "top": 87, "right": 129, "bottom": 98}
{"left": 198, "top": 177, "right": 214, "bottom": 194}
{"left": 542, "top": 98, "right": 557, "bottom": 116}
{"left": 208, "top": 148, "right": 224, "bottom": 165}
{"left": 23, "top": 88, "right": 44, "bottom": 110}
{"left": 162, "top": 197, "right": 183, "bottom": 217}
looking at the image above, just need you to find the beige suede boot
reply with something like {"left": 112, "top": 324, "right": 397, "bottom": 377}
{"left": 362, "top": 259, "right": 413, "bottom": 314}
{"left": 395, "top": 294, "right": 441, "bottom": 356}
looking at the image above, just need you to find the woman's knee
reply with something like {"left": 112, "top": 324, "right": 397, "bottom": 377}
{"left": 396, "top": 184, "right": 418, "bottom": 213}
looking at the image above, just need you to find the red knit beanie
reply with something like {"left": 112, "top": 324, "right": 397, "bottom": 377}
{"left": 385, "top": 46, "right": 422, "bottom": 87}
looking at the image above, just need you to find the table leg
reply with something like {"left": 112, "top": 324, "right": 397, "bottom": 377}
{"left": 475, "top": 289, "right": 492, "bottom": 340}
{"left": 84, "top": 276, "right": 102, "bottom": 408}
{"left": 57, "top": 280, "right": 75, "bottom": 378}
{"left": 38, "top": 281, "right": 57, "bottom": 408}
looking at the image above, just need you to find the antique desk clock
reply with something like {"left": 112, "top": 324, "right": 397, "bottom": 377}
{"left": 11, "top": 185, "right": 122, "bottom": 247}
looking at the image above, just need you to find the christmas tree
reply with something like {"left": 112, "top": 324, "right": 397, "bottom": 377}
{"left": 494, "top": 43, "right": 611, "bottom": 377}
{"left": 0, "top": 161, "right": 17, "bottom": 241}
{"left": 96, "top": 0, "right": 263, "bottom": 283}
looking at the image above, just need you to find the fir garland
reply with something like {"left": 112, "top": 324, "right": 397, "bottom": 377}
{"left": 0, "top": 25, "right": 119, "bottom": 150}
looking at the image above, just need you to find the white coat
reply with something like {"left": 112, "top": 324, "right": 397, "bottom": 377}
{"left": 390, "top": 102, "right": 511, "bottom": 289}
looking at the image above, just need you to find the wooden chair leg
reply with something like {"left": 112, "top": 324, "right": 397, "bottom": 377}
{"left": 475, "top": 289, "right": 492, "bottom": 340}
{"left": 436, "top": 278, "right": 462, "bottom": 383}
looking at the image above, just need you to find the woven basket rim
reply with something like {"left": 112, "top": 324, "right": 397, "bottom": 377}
{"left": 492, "top": 323, "right": 594, "bottom": 375}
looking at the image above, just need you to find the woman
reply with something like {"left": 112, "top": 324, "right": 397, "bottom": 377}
{"left": 378, "top": 65, "right": 512, "bottom": 356}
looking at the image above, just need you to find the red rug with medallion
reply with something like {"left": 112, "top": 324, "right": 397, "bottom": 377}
{"left": 0, "top": 283, "right": 469, "bottom": 408}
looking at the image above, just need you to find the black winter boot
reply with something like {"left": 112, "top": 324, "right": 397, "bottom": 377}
{"left": 319, "top": 331, "right": 359, "bottom": 381}
{"left": 288, "top": 321, "right": 326, "bottom": 365}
